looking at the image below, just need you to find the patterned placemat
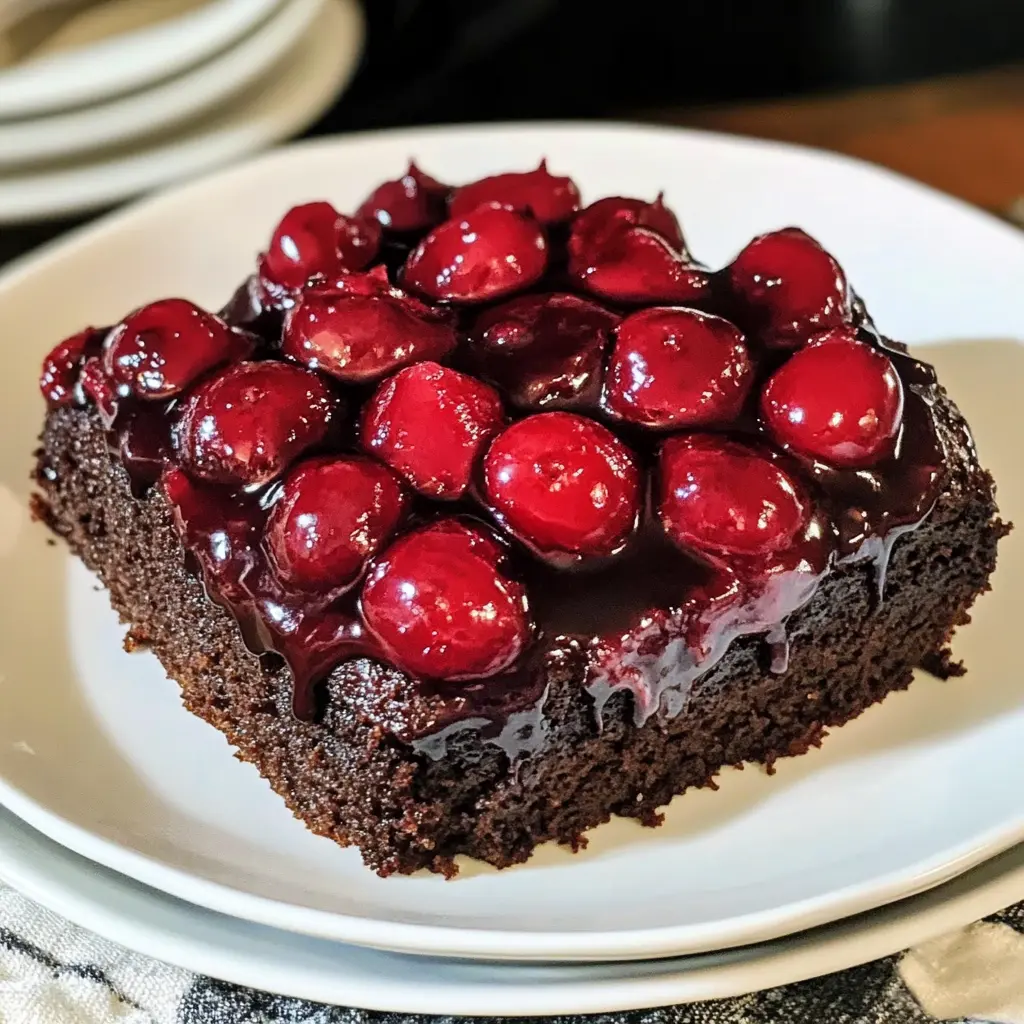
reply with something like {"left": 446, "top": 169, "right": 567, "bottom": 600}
{"left": 1, "top": 881, "right": 1022, "bottom": 1024}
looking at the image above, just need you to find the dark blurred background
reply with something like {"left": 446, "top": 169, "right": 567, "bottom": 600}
{"left": 3, "top": 0, "right": 1022, "bottom": 267}
{"left": 323, "top": 0, "right": 1024, "bottom": 130}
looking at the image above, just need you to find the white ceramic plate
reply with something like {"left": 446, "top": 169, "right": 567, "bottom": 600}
{"left": 0, "top": 805, "right": 1022, "bottom": 1015}
{"left": 0, "top": 126, "right": 1022, "bottom": 964}
{"left": 0, "top": 0, "right": 282, "bottom": 120}
{"left": 0, "top": 0, "right": 362, "bottom": 223}
{"left": 0, "top": 0, "right": 324, "bottom": 169}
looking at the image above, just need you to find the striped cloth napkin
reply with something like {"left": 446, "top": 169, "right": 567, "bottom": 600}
{"left": 1, "top": 881, "right": 1022, "bottom": 1024}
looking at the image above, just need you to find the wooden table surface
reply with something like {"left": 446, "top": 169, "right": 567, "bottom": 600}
{"left": 652, "top": 64, "right": 1024, "bottom": 224}
{"left": 2, "top": 63, "right": 1022, "bottom": 269}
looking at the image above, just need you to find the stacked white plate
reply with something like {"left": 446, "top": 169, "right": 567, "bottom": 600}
{"left": 0, "top": 0, "right": 363, "bottom": 222}
{"left": 0, "top": 124, "right": 1022, "bottom": 1015}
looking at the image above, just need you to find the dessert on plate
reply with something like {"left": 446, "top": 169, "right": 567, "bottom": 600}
{"left": 33, "top": 161, "right": 1009, "bottom": 877}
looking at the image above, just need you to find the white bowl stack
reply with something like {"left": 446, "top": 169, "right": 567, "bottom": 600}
{"left": 0, "top": 0, "right": 362, "bottom": 223}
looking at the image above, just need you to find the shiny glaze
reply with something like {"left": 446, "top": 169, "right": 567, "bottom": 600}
{"left": 40, "top": 172, "right": 947, "bottom": 763}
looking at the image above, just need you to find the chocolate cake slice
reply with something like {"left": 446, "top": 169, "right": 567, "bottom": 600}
{"left": 33, "top": 163, "right": 1009, "bottom": 877}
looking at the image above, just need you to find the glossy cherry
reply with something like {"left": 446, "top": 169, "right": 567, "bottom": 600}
{"left": 356, "top": 163, "right": 449, "bottom": 234}
{"left": 361, "top": 361, "right": 504, "bottom": 499}
{"left": 482, "top": 411, "right": 641, "bottom": 563}
{"left": 448, "top": 160, "right": 581, "bottom": 225}
{"left": 728, "top": 228, "right": 850, "bottom": 348}
{"left": 265, "top": 455, "right": 406, "bottom": 591}
{"left": 361, "top": 518, "right": 531, "bottom": 680}
{"left": 40, "top": 327, "right": 102, "bottom": 407}
{"left": 102, "top": 299, "right": 252, "bottom": 401}
{"left": 568, "top": 222, "right": 710, "bottom": 304}
{"left": 603, "top": 307, "right": 752, "bottom": 429}
{"left": 468, "top": 292, "right": 618, "bottom": 410}
{"left": 176, "top": 361, "right": 339, "bottom": 487}
{"left": 569, "top": 195, "right": 686, "bottom": 252}
{"left": 401, "top": 204, "right": 547, "bottom": 303}
{"left": 259, "top": 202, "right": 381, "bottom": 293}
{"left": 658, "top": 435, "right": 808, "bottom": 559}
{"left": 760, "top": 328, "right": 904, "bottom": 467}
{"left": 282, "top": 276, "right": 456, "bottom": 384}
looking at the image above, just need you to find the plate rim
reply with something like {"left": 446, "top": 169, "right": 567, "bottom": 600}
{"left": 3, "top": 119, "right": 1023, "bottom": 265}
{"left": 1, "top": 122, "right": 1022, "bottom": 963}
{"left": 0, "top": 805, "right": 1022, "bottom": 1014}
{"left": 2, "top": 775, "right": 1021, "bottom": 961}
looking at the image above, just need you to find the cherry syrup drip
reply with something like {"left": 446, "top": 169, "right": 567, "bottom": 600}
{"left": 162, "top": 468, "right": 377, "bottom": 720}
{"left": 40, "top": 172, "right": 948, "bottom": 759}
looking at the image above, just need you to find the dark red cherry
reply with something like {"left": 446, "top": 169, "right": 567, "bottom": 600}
{"left": 569, "top": 225, "right": 710, "bottom": 304}
{"left": 265, "top": 455, "right": 406, "bottom": 590}
{"left": 361, "top": 518, "right": 531, "bottom": 680}
{"left": 259, "top": 202, "right": 381, "bottom": 293}
{"left": 658, "top": 435, "right": 808, "bottom": 559}
{"left": 40, "top": 327, "right": 102, "bottom": 407}
{"left": 569, "top": 194, "right": 686, "bottom": 252}
{"left": 102, "top": 299, "right": 252, "bottom": 401}
{"left": 176, "top": 361, "right": 338, "bottom": 487}
{"left": 603, "top": 308, "right": 753, "bottom": 429}
{"left": 282, "top": 277, "right": 455, "bottom": 384}
{"left": 728, "top": 228, "right": 850, "bottom": 348}
{"left": 449, "top": 160, "right": 581, "bottom": 225}
{"left": 361, "top": 361, "right": 504, "bottom": 499}
{"left": 117, "top": 404, "right": 173, "bottom": 490}
{"left": 78, "top": 355, "right": 120, "bottom": 426}
{"left": 356, "top": 163, "right": 449, "bottom": 234}
{"left": 482, "top": 412, "right": 641, "bottom": 563}
{"left": 468, "top": 292, "right": 618, "bottom": 410}
{"left": 401, "top": 204, "right": 547, "bottom": 303}
{"left": 760, "top": 328, "right": 904, "bottom": 467}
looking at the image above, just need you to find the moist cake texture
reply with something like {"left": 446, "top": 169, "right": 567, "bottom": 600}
{"left": 33, "top": 162, "right": 1009, "bottom": 876}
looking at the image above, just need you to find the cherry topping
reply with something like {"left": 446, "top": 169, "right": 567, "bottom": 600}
{"left": 356, "top": 162, "right": 449, "bottom": 234}
{"left": 728, "top": 228, "right": 850, "bottom": 348}
{"left": 761, "top": 328, "right": 904, "bottom": 467}
{"left": 265, "top": 455, "right": 406, "bottom": 591}
{"left": 570, "top": 195, "right": 686, "bottom": 252}
{"left": 361, "top": 518, "right": 531, "bottom": 680}
{"left": 259, "top": 202, "right": 381, "bottom": 294}
{"left": 401, "top": 204, "right": 547, "bottom": 303}
{"left": 658, "top": 435, "right": 808, "bottom": 559}
{"left": 176, "top": 361, "right": 339, "bottom": 487}
{"left": 468, "top": 292, "right": 618, "bottom": 410}
{"left": 361, "top": 361, "right": 504, "bottom": 499}
{"left": 78, "top": 355, "right": 120, "bottom": 426}
{"left": 102, "top": 299, "right": 252, "bottom": 401}
{"left": 568, "top": 220, "right": 710, "bottom": 305}
{"left": 117, "top": 404, "right": 173, "bottom": 490}
{"left": 448, "top": 160, "right": 581, "bottom": 225}
{"left": 482, "top": 412, "right": 641, "bottom": 564}
{"left": 40, "top": 327, "right": 102, "bottom": 407}
{"left": 603, "top": 307, "right": 753, "bottom": 430}
{"left": 282, "top": 276, "right": 455, "bottom": 384}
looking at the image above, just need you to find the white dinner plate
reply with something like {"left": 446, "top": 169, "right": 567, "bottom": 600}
{"left": 0, "top": 0, "right": 282, "bottom": 120}
{"left": 0, "top": 0, "right": 324, "bottom": 169}
{"left": 0, "top": 126, "right": 1022, "bottom": 964}
{"left": 0, "top": 806, "right": 1022, "bottom": 1015}
{"left": 0, "top": 0, "right": 362, "bottom": 223}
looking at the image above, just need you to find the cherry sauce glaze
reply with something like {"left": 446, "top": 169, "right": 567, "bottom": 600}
{"left": 41, "top": 164, "right": 946, "bottom": 762}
